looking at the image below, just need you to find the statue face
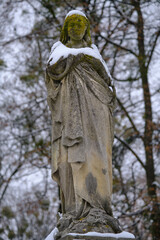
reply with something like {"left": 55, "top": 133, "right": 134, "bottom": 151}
{"left": 67, "top": 15, "right": 87, "bottom": 41}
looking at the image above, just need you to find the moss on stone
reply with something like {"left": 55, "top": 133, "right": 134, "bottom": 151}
{"left": 2, "top": 206, "right": 15, "bottom": 219}
{"left": 60, "top": 14, "right": 92, "bottom": 47}
{"left": 8, "top": 230, "right": 15, "bottom": 239}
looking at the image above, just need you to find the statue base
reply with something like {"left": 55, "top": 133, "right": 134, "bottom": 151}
{"left": 55, "top": 208, "right": 121, "bottom": 239}
{"left": 53, "top": 208, "right": 135, "bottom": 240}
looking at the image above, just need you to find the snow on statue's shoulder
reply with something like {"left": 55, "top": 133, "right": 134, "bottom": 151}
{"left": 48, "top": 41, "right": 112, "bottom": 81}
{"left": 48, "top": 41, "right": 100, "bottom": 65}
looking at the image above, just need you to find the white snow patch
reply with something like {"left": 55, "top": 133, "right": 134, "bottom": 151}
{"left": 57, "top": 212, "right": 63, "bottom": 219}
{"left": 48, "top": 41, "right": 113, "bottom": 84}
{"left": 45, "top": 229, "right": 135, "bottom": 240}
{"left": 45, "top": 227, "right": 58, "bottom": 240}
{"left": 65, "top": 10, "right": 86, "bottom": 19}
{"left": 69, "top": 231, "right": 135, "bottom": 239}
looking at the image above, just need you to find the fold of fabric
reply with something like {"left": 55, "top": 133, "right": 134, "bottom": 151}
{"left": 45, "top": 55, "right": 116, "bottom": 215}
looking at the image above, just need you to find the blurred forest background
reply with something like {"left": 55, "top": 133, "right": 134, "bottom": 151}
{"left": 0, "top": 0, "right": 160, "bottom": 239}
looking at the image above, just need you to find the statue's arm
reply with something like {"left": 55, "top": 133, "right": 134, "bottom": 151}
{"left": 46, "top": 55, "right": 74, "bottom": 81}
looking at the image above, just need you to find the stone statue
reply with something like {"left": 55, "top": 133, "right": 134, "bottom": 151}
{"left": 45, "top": 10, "right": 123, "bottom": 239}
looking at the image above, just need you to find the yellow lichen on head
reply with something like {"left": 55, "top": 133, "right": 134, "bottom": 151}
{"left": 60, "top": 14, "right": 92, "bottom": 47}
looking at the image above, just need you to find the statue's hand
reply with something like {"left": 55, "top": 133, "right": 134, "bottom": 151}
{"left": 47, "top": 56, "right": 67, "bottom": 76}
{"left": 47, "top": 56, "right": 64, "bottom": 69}
{"left": 73, "top": 53, "right": 85, "bottom": 64}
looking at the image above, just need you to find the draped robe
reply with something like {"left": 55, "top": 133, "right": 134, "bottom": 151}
{"left": 45, "top": 51, "right": 116, "bottom": 217}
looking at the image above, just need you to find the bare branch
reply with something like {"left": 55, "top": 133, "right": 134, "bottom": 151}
{"left": 0, "top": 162, "right": 23, "bottom": 203}
{"left": 115, "top": 135, "right": 146, "bottom": 169}
{"left": 117, "top": 97, "right": 143, "bottom": 140}
{"left": 100, "top": 34, "right": 138, "bottom": 57}
{"left": 120, "top": 206, "right": 149, "bottom": 217}
{"left": 0, "top": 28, "right": 52, "bottom": 47}
{"left": 112, "top": 0, "right": 137, "bottom": 26}
{"left": 147, "top": 29, "right": 160, "bottom": 68}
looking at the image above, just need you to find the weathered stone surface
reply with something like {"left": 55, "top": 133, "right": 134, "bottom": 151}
{"left": 45, "top": 10, "right": 135, "bottom": 240}
{"left": 45, "top": 228, "right": 135, "bottom": 240}
{"left": 55, "top": 208, "right": 122, "bottom": 240}
{"left": 45, "top": 10, "right": 116, "bottom": 218}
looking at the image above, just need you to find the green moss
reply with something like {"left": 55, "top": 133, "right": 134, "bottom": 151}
{"left": 20, "top": 74, "right": 35, "bottom": 82}
{"left": 67, "top": 16, "right": 87, "bottom": 35}
{"left": 0, "top": 59, "right": 6, "bottom": 70}
{"left": 26, "top": 231, "right": 33, "bottom": 238}
{"left": 85, "top": 225, "right": 94, "bottom": 233}
{"left": 0, "top": 228, "right": 4, "bottom": 234}
{"left": 60, "top": 14, "right": 92, "bottom": 47}
{"left": 18, "top": 219, "right": 28, "bottom": 236}
{"left": 35, "top": 138, "right": 44, "bottom": 147}
{"left": 0, "top": 59, "right": 5, "bottom": 66}
{"left": 8, "top": 230, "right": 15, "bottom": 239}
{"left": 39, "top": 199, "right": 50, "bottom": 210}
{"left": 2, "top": 206, "right": 15, "bottom": 219}
{"left": 37, "top": 219, "right": 43, "bottom": 226}
{"left": 18, "top": 226, "right": 27, "bottom": 236}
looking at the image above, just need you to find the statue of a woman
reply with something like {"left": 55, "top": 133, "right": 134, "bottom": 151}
{"left": 45, "top": 10, "right": 116, "bottom": 220}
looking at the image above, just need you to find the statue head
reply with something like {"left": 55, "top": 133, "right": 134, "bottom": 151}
{"left": 60, "top": 10, "right": 92, "bottom": 47}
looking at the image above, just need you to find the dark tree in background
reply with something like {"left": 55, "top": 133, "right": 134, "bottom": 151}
{"left": 0, "top": 0, "right": 159, "bottom": 239}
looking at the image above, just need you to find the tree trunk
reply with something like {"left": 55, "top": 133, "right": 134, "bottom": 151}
{"left": 135, "top": 1, "right": 160, "bottom": 239}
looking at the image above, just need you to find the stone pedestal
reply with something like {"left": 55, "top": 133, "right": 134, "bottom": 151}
{"left": 54, "top": 209, "right": 136, "bottom": 240}
{"left": 56, "top": 208, "right": 122, "bottom": 239}
{"left": 45, "top": 228, "right": 135, "bottom": 240}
